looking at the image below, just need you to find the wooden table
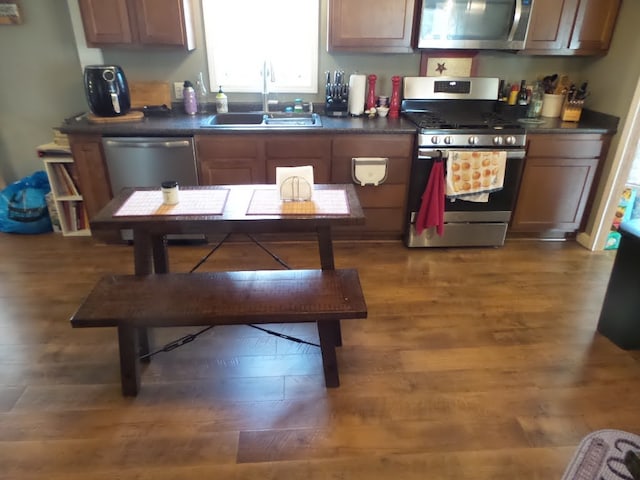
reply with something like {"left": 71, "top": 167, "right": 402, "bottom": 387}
{"left": 89, "top": 184, "right": 366, "bottom": 364}
{"left": 91, "top": 184, "right": 365, "bottom": 274}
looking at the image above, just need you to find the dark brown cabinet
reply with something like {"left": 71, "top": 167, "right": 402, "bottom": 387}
{"left": 331, "top": 134, "right": 413, "bottom": 238}
{"left": 68, "top": 134, "right": 112, "bottom": 220}
{"left": 510, "top": 134, "right": 610, "bottom": 236}
{"left": 195, "top": 135, "right": 267, "bottom": 185}
{"left": 78, "top": 0, "right": 195, "bottom": 50}
{"left": 524, "top": 0, "right": 620, "bottom": 55}
{"left": 327, "top": 0, "right": 417, "bottom": 53}
{"left": 195, "top": 135, "right": 332, "bottom": 186}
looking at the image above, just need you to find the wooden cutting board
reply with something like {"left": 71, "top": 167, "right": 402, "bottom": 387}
{"left": 129, "top": 81, "right": 172, "bottom": 108}
{"left": 87, "top": 111, "right": 145, "bottom": 123}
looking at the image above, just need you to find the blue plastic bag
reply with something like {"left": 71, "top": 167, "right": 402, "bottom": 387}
{"left": 0, "top": 171, "right": 52, "bottom": 234}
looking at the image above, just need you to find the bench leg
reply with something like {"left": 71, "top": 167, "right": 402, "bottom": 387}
{"left": 317, "top": 321, "right": 340, "bottom": 388}
{"left": 118, "top": 325, "right": 141, "bottom": 396}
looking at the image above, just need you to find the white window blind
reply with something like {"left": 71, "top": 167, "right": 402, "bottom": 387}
{"left": 201, "top": 0, "right": 319, "bottom": 94}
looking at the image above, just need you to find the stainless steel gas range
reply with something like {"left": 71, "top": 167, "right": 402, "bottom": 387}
{"left": 402, "top": 77, "right": 527, "bottom": 248}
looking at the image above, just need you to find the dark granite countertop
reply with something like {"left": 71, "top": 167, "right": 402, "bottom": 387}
{"left": 58, "top": 108, "right": 618, "bottom": 137}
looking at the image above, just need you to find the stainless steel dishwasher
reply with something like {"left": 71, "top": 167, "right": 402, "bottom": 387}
{"left": 102, "top": 136, "right": 201, "bottom": 241}
{"left": 103, "top": 137, "right": 198, "bottom": 194}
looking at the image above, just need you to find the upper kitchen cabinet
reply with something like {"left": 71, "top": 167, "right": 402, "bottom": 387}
{"left": 327, "top": 0, "right": 417, "bottom": 53}
{"left": 523, "top": 0, "right": 621, "bottom": 55}
{"left": 78, "top": 0, "right": 196, "bottom": 50}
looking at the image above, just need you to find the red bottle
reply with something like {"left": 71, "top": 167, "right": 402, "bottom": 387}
{"left": 389, "top": 75, "right": 401, "bottom": 119}
{"left": 366, "top": 75, "right": 377, "bottom": 111}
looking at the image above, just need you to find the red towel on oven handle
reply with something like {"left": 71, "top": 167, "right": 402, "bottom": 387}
{"left": 415, "top": 158, "right": 445, "bottom": 236}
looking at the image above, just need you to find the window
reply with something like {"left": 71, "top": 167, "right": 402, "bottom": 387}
{"left": 201, "top": 0, "right": 319, "bottom": 94}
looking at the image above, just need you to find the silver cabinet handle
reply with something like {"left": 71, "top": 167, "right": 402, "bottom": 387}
{"left": 103, "top": 140, "right": 191, "bottom": 149}
{"left": 508, "top": 0, "right": 523, "bottom": 41}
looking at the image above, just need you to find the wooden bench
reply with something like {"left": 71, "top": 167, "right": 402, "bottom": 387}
{"left": 70, "top": 268, "right": 367, "bottom": 396}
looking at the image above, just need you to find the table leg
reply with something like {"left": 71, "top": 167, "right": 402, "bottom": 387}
{"left": 132, "top": 229, "right": 159, "bottom": 362}
{"left": 152, "top": 235, "right": 169, "bottom": 274}
{"left": 317, "top": 321, "right": 339, "bottom": 388}
{"left": 118, "top": 325, "right": 140, "bottom": 396}
{"left": 316, "top": 226, "right": 342, "bottom": 346}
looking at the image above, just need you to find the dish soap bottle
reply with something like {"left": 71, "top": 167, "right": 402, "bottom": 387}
{"left": 293, "top": 98, "right": 304, "bottom": 113}
{"left": 183, "top": 80, "right": 197, "bottom": 115}
{"left": 215, "top": 86, "right": 228, "bottom": 113}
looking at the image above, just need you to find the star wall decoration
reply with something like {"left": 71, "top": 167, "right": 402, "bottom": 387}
{"left": 436, "top": 62, "right": 447, "bottom": 75}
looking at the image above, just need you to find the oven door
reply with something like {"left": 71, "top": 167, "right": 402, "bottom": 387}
{"left": 417, "top": 0, "right": 532, "bottom": 50}
{"left": 406, "top": 147, "right": 526, "bottom": 247}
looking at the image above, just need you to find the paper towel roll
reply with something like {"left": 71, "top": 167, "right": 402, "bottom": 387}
{"left": 348, "top": 74, "right": 366, "bottom": 116}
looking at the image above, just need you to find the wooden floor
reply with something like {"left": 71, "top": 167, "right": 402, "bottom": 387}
{"left": 1, "top": 232, "right": 638, "bottom": 479}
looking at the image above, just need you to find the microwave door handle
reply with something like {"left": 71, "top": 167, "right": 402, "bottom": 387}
{"left": 507, "top": 0, "right": 523, "bottom": 41}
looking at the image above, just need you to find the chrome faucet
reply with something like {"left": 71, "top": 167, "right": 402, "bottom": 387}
{"left": 262, "top": 60, "right": 275, "bottom": 113}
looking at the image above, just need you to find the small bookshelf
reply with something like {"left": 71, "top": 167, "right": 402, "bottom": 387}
{"left": 39, "top": 142, "right": 91, "bottom": 236}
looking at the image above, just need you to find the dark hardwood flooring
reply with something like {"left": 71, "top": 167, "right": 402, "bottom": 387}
{"left": 1, "top": 232, "right": 638, "bottom": 479}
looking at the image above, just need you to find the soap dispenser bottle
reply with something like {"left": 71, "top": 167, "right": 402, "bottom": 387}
{"left": 183, "top": 80, "right": 197, "bottom": 115}
{"left": 215, "top": 86, "right": 228, "bottom": 113}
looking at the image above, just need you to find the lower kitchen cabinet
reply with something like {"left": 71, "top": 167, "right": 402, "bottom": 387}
{"left": 68, "top": 134, "right": 112, "bottom": 220}
{"left": 195, "top": 134, "right": 332, "bottom": 185}
{"left": 510, "top": 133, "right": 611, "bottom": 236}
{"left": 195, "top": 135, "right": 266, "bottom": 185}
{"left": 265, "top": 136, "right": 331, "bottom": 183}
{"left": 331, "top": 134, "right": 413, "bottom": 238}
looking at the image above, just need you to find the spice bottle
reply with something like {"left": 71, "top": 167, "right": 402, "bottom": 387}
{"left": 183, "top": 81, "right": 197, "bottom": 115}
{"left": 215, "top": 86, "right": 228, "bottom": 113}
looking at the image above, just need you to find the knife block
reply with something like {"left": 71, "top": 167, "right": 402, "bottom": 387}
{"left": 561, "top": 99, "right": 584, "bottom": 122}
{"left": 325, "top": 88, "right": 349, "bottom": 117}
{"left": 325, "top": 98, "right": 349, "bottom": 117}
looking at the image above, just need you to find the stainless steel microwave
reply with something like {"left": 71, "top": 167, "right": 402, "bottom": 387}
{"left": 416, "top": 0, "right": 533, "bottom": 50}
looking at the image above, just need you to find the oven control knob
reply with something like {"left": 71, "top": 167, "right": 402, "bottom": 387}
{"left": 493, "top": 136, "right": 504, "bottom": 146}
{"left": 505, "top": 136, "right": 516, "bottom": 145}
{"left": 468, "top": 136, "right": 480, "bottom": 145}
{"left": 431, "top": 136, "right": 440, "bottom": 144}
{"left": 444, "top": 136, "right": 453, "bottom": 145}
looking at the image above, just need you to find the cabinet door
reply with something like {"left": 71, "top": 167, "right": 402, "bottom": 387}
{"left": 78, "top": 0, "right": 133, "bottom": 45}
{"left": 331, "top": 134, "right": 413, "bottom": 236}
{"left": 568, "top": 0, "right": 621, "bottom": 52}
{"left": 69, "top": 135, "right": 113, "bottom": 219}
{"left": 328, "top": 0, "right": 416, "bottom": 53}
{"left": 195, "top": 135, "right": 266, "bottom": 185}
{"left": 265, "top": 136, "right": 332, "bottom": 183}
{"left": 524, "top": 0, "right": 578, "bottom": 50}
{"left": 132, "top": 0, "right": 195, "bottom": 50}
{"left": 510, "top": 134, "right": 607, "bottom": 234}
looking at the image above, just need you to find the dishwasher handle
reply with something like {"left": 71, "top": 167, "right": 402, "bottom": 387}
{"left": 103, "top": 139, "right": 192, "bottom": 149}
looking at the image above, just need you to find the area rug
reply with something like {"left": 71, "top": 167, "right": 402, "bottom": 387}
{"left": 561, "top": 429, "right": 640, "bottom": 480}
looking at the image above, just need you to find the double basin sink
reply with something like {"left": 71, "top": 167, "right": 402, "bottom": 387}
{"left": 202, "top": 112, "right": 322, "bottom": 128}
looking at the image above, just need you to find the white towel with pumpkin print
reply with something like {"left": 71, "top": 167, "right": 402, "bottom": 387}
{"left": 446, "top": 151, "right": 506, "bottom": 203}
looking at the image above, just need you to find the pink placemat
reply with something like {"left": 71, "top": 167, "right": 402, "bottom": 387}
{"left": 114, "top": 189, "right": 229, "bottom": 216}
{"left": 246, "top": 189, "right": 350, "bottom": 216}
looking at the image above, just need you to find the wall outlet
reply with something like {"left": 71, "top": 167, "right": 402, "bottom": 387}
{"left": 174, "top": 82, "right": 184, "bottom": 100}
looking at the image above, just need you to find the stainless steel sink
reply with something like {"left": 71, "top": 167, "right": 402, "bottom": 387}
{"left": 207, "top": 112, "right": 265, "bottom": 126}
{"left": 202, "top": 112, "right": 322, "bottom": 128}
{"left": 263, "top": 112, "right": 322, "bottom": 127}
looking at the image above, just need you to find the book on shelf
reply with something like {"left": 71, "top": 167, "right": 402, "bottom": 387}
{"left": 45, "top": 192, "right": 61, "bottom": 233}
{"left": 50, "top": 163, "right": 79, "bottom": 196}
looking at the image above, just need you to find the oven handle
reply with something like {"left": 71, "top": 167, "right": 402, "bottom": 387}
{"left": 418, "top": 149, "right": 526, "bottom": 160}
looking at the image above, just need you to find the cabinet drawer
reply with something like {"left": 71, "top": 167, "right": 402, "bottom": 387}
{"left": 527, "top": 134, "right": 604, "bottom": 158}
{"left": 332, "top": 135, "right": 414, "bottom": 158}
{"left": 331, "top": 156, "right": 411, "bottom": 184}
{"left": 195, "top": 135, "right": 264, "bottom": 159}
{"left": 354, "top": 184, "right": 407, "bottom": 208}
